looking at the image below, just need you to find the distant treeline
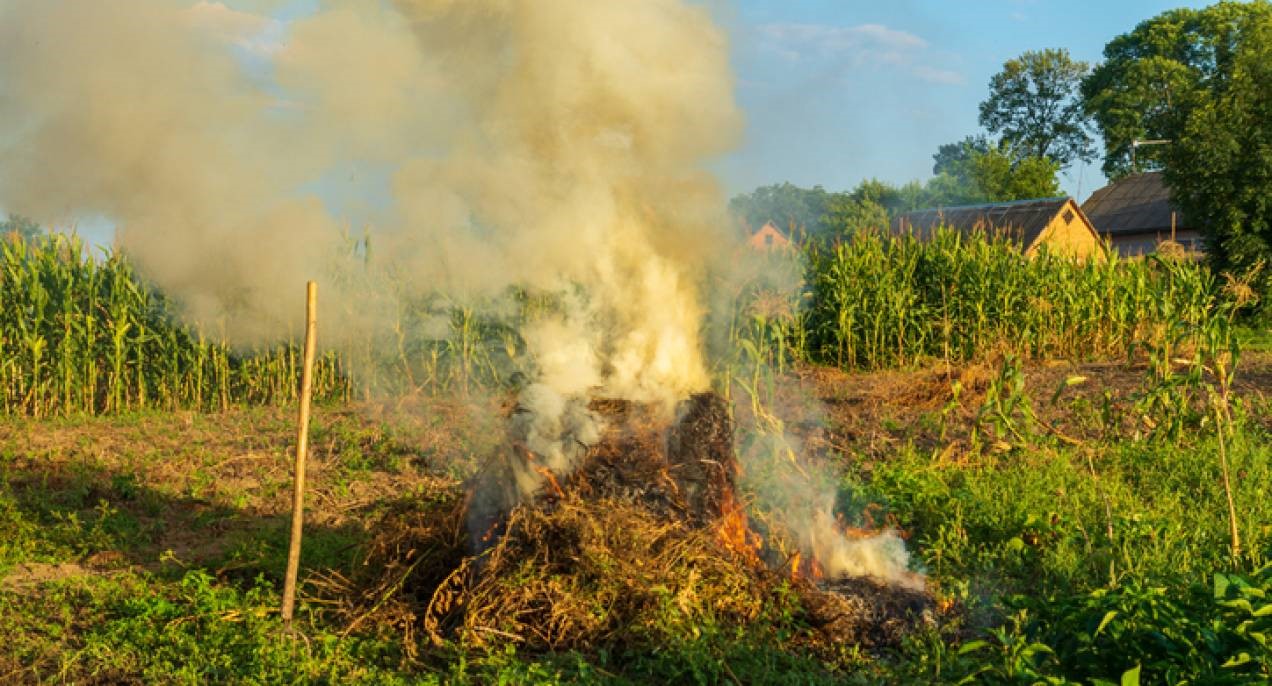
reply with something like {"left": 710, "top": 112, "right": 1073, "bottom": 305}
{"left": 729, "top": 140, "right": 1061, "bottom": 242}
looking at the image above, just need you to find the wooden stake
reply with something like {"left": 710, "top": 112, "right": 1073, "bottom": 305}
{"left": 1171, "top": 211, "right": 1177, "bottom": 243}
{"left": 281, "top": 281, "right": 317, "bottom": 628}
{"left": 1214, "top": 401, "right": 1242, "bottom": 560}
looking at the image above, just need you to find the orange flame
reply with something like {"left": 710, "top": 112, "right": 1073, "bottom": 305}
{"left": 715, "top": 490, "right": 762, "bottom": 567}
{"left": 789, "top": 550, "right": 825, "bottom": 582}
{"left": 534, "top": 465, "right": 565, "bottom": 499}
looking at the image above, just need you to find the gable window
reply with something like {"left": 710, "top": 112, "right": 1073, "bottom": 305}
{"left": 1062, "top": 209, "right": 1075, "bottom": 224}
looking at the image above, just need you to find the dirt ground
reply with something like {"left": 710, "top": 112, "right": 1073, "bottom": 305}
{"left": 0, "top": 397, "right": 502, "bottom": 591}
{"left": 1, "top": 352, "right": 1267, "bottom": 593}
{"left": 791, "top": 351, "right": 1272, "bottom": 462}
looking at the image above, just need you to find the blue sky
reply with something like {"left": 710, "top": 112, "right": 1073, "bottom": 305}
{"left": 8, "top": 0, "right": 1220, "bottom": 245}
{"left": 718, "top": 0, "right": 1214, "bottom": 202}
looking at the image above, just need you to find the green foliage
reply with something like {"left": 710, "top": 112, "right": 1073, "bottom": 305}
{"left": 826, "top": 193, "right": 890, "bottom": 237}
{"left": 0, "top": 233, "right": 349, "bottom": 416}
{"left": 932, "top": 135, "right": 991, "bottom": 176}
{"left": 803, "top": 228, "right": 1221, "bottom": 369}
{"left": 1082, "top": 0, "right": 1272, "bottom": 177}
{"left": 1166, "top": 11, "right": 1272, "bottom": 304}
{"left": 0, "top": 232, "right": 544, "bottom": 416}
{"left": 979, "top": 48, "right": 1094, "bottom": 167}
{"left": 729, "top": 180, "right": 912, "bottom": 242}
{"left": 727, "top": 182, "right": 839, "bottom": 238}
{"left": 0, "top": 570, "right": 413, "bottom": 684}
{"left": 730, "top": 154, "right": 1063, "bottom": 246}
{"left": 925, "top": 140, "right": 1061, "bottom": 206}
{"left": 866, "top": 420, "right": 1272, "bottom": 684}
{"left": 0, "top": 213, "right": 42, "bottom": 242}
{"left": 970, "top": 355, "right": 1036, "bottom": 450}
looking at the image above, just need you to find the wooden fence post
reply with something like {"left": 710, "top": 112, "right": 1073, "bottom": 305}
{"left": 281, "top": 281, "right": 317, "bottom": 628}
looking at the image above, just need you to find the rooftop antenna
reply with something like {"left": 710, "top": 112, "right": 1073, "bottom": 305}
{"left": 1131, "top": 139, "right": 1172, "bottom": 172}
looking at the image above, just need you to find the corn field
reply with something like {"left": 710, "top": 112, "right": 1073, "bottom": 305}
{"left": 2, "top": 229, "right": 1235, "bottom": 417}
{"left": 800, "top": 228, "right": 1223, "bottom": 369}
{"left": 0, "top": 233, "right": 544, "bottom": 417}
{"left": 0, "top": 234, "right": 349, "bottom": 417}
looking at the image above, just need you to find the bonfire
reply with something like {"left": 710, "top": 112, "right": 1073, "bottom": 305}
{"left": 328, "top": 391, "right": 934, "bottom": 660}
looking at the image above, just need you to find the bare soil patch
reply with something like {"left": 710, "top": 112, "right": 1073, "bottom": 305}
{"left": 795, "top": 351, "right": 1272, "bottom": 461}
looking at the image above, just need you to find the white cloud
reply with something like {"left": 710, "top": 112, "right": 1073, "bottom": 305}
{"left": 757, "top": 21, "right": 963, "bottom": 85}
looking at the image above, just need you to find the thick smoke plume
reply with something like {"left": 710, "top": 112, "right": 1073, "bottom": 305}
{"left": 0, "top": 0, "right": 738, "bottom": 411}
{"left": 0, "top": 0, "right": 919, "bottom": 587}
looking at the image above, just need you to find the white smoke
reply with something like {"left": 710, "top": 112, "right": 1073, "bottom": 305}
{"left": 0, "top": 0, "right": 920, "bottom": 587}
{"left": 0, "top": 0, "right": 739, "bottom": 411}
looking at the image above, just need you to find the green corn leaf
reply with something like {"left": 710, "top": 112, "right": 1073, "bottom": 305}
{"left": 1095, "top": 610, "right": 1119, "bottom": 637}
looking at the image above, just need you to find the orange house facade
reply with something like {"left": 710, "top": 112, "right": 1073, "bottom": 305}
{"left": 747, "top": 221, "right": 791, "bottom": 252}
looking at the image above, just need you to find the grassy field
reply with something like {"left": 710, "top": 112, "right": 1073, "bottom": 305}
{"left": 2, "top": 232, "right": 1270, "bottom": 683}
{"left": 1, "top": 353, "right": 1269, "bottom": 684}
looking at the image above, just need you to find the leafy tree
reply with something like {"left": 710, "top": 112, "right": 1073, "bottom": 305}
{"left": 1082, "top": 1, "right": 1272, "bottom": 177}
{"left": 927, "top": 141, "right": 1061, "bottom": 206}
{"left": 1, "top": 213, "right": 42, "bottom": 242}
{"left": 826, "top": 195, "right": 888, "bottom": 236}
{"left": 727, "top": 182, "right": 836, "bottom": 238}
{"left": 979, "top": 48, "right": 1093, "bottom": 167}
{"left": 932, "top": 135, "right": 991, "bottom": 176}
{"left": 893, "top": 181, "right": 931, "bottom": 214}
{"left": 1166, "top": 12, "right": 1272, "bottom": 301}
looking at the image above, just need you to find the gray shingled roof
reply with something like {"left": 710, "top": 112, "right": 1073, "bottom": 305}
{"left": 1081, "top": 172, "right": 1190, "bottom": 236}
{"left": 892, "top": 197, "right": 1070, "bottom": 246}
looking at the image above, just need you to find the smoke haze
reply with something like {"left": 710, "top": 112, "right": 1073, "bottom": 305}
{"left": 0, "top": 0, "right": 739, "bottom": 411}
{"left": 0, "top": 0, "right": 919, "bottom": 588}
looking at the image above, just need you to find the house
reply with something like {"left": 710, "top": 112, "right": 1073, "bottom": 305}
{"left": 1080, "top": 171, "right": 1202, "bottom": 257}
{"left": 747, "top": 221, "right": 792, "bottom": 252}
{"left": 892, "top": 197, "right": 1105, "bottom": 260}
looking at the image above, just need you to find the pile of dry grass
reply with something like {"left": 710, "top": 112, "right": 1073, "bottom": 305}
{"left": 428, "top": 496, "right": 769, "bottom": 649}
{"left": 316, "top": 393, "right": 934, "bottom": 660}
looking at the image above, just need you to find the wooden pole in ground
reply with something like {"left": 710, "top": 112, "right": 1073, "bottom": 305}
{"left": 281, "top": 281, "right": 317, "bottom": 629}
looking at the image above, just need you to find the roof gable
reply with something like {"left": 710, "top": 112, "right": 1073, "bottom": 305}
{"left": 747, "top": 221, "right": 790, "bottom": 250}
{"left": 892, "top": 197, "right": 1070, "bottom": 246}
{"left": 1081, "top": 172, "right": 1191, "bottom": 235}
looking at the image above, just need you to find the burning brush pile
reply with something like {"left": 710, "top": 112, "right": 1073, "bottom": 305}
{"left": 2, "top": 0, "right": 937, "bottom": 662}
{"left": 328, "top": 391, "right": 934, "bottom": 660}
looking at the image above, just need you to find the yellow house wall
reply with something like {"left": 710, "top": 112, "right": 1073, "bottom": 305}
{"left": 1024, "top": 202, "right": 1106, "bottom": 261}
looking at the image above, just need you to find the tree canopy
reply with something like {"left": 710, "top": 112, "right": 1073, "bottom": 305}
{"left": 927, "top": 140, "right": 1061, "bottom": 206}
{"left": 1, "top": 214, "right": 42, "bottom": 242}
{"left": 1081, "top": 0, "right": 1272, "bottom": 177}
{"left": 727, "top": 182, "right": 836, "bottom": 239}
{"left": 932, "top": 135, "right": 991, "bottom": 176}
{"left": 1165, "top": 10, "right": 1272, "bottom": 301}
{"left": 979, "top": 48, "right": 1093, "bottom": 168}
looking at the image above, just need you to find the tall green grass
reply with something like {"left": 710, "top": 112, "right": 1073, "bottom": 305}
{"left": 0, "top": 232, "right": 543, "bottom": 416}
{"left": 0, "top": 234, "right": 349, "bottom": 416}
{"left": 2, "top": 227, "right": 1238, "bottom": 417}
{"left": 802, "top": 228, "right": 1222, "bottom": 369}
